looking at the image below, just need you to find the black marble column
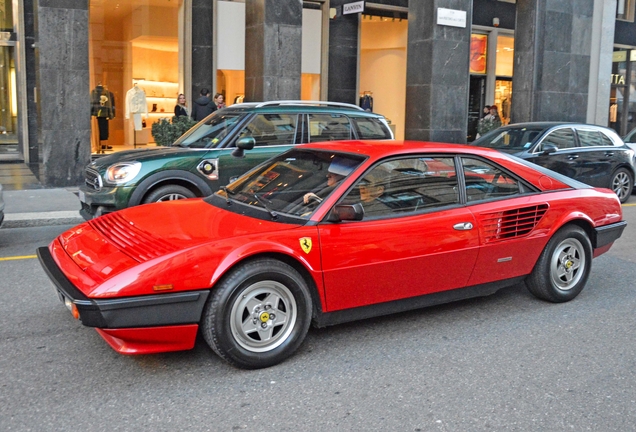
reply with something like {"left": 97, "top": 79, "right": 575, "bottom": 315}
{"left": 327, "top": 0, "right": 359, "bottom": 104}
{"left": 245, "top": 0, "right": 302, "bottom": 101}
{"left": 191, "top": 0, "right": 214, "bottom": 100}
{"left": 405, "top": 0, "right": 472, "bottom": 143}
{"left": 35, "top": 0, "right": 91, "bottom": 187}
{"left": 511, "top": 0, "right": 594, "bottom": 123}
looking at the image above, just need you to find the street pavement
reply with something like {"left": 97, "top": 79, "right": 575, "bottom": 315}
{"left": 2, "top": 188, "right": 85, "bottom": 229}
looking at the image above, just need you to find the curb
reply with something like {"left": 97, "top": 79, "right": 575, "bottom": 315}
{"left": 2, "top": 211, "right": 85, "bottom": 229}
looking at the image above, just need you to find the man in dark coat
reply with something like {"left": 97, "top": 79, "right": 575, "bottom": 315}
{"left": 191, "top": 88, "right": 217, "bottom": 121}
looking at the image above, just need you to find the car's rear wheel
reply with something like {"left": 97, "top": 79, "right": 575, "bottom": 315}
{"left": 526, "top": 225, "right": 592, "bottom": 303}
{"left": 201, "top": 258, "right": 312, "bottom": 369}
{"left": 142, "top": 185, "right": 196, "bottom": 204}
{"left": 610, "top": 168, "right": 633, "bottom": 203}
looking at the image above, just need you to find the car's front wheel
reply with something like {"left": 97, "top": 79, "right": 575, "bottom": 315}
{"left": 201, "top": 258, "right": 312, "bottom": 369}
{"left": 610, "top": 168, "right": 633, "bottom": 203}
{"left": 142, "top": 184, "right": 196, "bottom": 204}
{"left": 526, "top": 225, "right": 592, "bottom": 303}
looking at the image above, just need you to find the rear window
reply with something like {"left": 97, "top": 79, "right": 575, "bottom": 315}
{"left": 354, "top": 117, "right": 392, "bottom": 139}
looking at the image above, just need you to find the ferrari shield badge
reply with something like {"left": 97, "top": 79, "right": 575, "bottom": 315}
{"left": 299, "top": 237, "right": 312, "bottom": 254}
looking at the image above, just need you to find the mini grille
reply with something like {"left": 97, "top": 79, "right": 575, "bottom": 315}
{"left": 84, "top": 168, "right": 102, "bottom": 191}
{"left": 89, "top": 212, "right": 180, "bottom": 262}
{"left": 480, "top": 204, "right": 549, "bottom": 243}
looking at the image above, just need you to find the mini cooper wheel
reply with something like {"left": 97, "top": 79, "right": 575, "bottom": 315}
{"left": 201, "top": 258, "right": 312, "bottom": 369}
{"left": 610, "top": 168, "right": 633, "bottom": 204}
{"left": 526, "top": 225, "right": 592, "bottom": 303}
{"left": 142, "top": 185, "right": 196, "bottom": 204}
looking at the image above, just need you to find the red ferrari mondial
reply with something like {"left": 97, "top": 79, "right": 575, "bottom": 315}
{"left": 38, "top": 141, "right": 626, "bottom": 369}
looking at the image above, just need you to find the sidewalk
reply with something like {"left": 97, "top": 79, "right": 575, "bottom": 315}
{"left": 2, "top": 188, "right": 85, "bottom": 229}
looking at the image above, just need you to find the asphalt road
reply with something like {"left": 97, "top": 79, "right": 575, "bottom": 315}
{"left": 1, "top": 201, "right": 636, "bottom": 431}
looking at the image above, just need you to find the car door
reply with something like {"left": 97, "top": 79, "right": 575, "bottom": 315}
{"left": 573, "top": 128, "right": 619, "bottom": 188}
{"left": 317, "top": 156, "right": 480, "bottom": 312}
{"left": 216, "top": 113, "right": 300, "bottom": 184}
{"left": 526, "top": 127, "right": 584, "bottom": 181}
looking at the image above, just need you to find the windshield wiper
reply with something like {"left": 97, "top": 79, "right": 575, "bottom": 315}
{"left": 219, "top": 186, "right": 234, "bottom": 205}
{"left": 253, "top": 193, "right": 278, "bottom": 220}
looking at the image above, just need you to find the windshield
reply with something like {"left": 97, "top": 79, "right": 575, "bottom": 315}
{"left": 210, "top": 149, "right": 365, "bottom": 219}
{"left": 474, "top": 126, "right": 545, "bottom": 151}
{"left": 172, "top": 113, "right": 242, "bottom": 149}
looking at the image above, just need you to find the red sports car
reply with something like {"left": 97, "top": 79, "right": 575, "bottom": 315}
{"left": 38, "top": 141, "right": 626, "bottom": 369}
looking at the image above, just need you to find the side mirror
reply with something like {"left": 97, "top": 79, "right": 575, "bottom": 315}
{"left": 326, "top": 203, "right": 365, "bottom": 222}
{"left": 540, "top": 143, "right": 558, "bottom": 155}
{"left": 231, "top": 137, "right": 256, "bottom": 158}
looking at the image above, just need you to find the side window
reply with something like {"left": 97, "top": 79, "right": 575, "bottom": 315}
{"left": 341, "top": 157, "right": 459, "bottom": 219}
{"left": 308, "top": 114, "right": 352, "bottom": 142}
{"left": 461, "top": 157, "right": 521, "bottom": 202}
{"left": 577, "top": 130, "right": 604, "bottom": 147}
{"left": 236, "top": 114, "right": 298, "bottom": 146}
{"left": 599, "top": 132, "right": 615, "bottom": 146}
{"left": 539, "top": 128, "right": 576, "bottom": 150}
{"left": 353, "top": 117, "right": 392, "bottom": 139}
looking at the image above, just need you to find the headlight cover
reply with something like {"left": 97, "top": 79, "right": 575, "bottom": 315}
{"left": 105, "top": 162, "right": 142, "bottom": 184}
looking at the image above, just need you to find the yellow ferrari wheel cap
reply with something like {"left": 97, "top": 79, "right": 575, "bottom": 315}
{"left": 300, "top": 237, "right": 312, "bottom": 254}
{"left": 260, "top": 312, "right": 270, "bottom": 322}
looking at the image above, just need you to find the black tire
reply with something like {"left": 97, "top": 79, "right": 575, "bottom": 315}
{"left": 142, "top": 184, "right": 196, "bottom": 204}
{"left": 526, "top": 225, "right": 592, "bottom": 303}
{"left": 201, "top": 258, "right": 312, "bottom": 369}
{"left": 610, "top": 167, "right": 633, "bottom": 203}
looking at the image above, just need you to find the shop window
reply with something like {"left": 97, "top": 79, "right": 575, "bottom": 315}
{"left": 495, "top": 35, "right": 514, "bottom": 77}
{"left": 617, "top": 0, "right": 636, "bottom": 22}
{"left": 470, "top": 34, "right": 488, "bottom": 74}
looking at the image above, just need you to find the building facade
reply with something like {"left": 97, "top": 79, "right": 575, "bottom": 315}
{"left": 5, "top": 0, "right": 636, "bottom": 186}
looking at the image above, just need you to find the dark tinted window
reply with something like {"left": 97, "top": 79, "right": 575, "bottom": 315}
{"left": 473, "top": 127, "right": 544, "bottom": 151}
{"left": 539, "top": 128, "right": 576, "bottom": 150}
{"left": 577, "top": 130, "right": 605, "bottom": 147}
{"left": 354, "top": 117, "right": 392, "bottom": 139}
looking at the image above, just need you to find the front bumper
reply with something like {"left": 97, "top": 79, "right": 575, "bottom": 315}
{"left": 78, "top": 185, "right": 128, "bottom": 220}
{"left": 36, "top": 246, "right": 209, "bottom": 329}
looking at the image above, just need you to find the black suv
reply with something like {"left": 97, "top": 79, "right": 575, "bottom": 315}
{"left": 79, "top": 101, "right": 393, "bottom": 219}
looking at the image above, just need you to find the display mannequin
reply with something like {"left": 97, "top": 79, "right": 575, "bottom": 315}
{"left": 91, "top": 83, "right": 115, "bottom": 150}
{"left": 125, "top": 82, "right": 148, "bottom": 132}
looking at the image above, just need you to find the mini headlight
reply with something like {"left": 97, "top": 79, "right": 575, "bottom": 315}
{"left": 105, "top": 162, "right": 142, "bottom": 184}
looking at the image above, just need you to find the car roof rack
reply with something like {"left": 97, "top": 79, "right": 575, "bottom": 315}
{"left": 231, "top": 100, "right": 365, "bottom": 111}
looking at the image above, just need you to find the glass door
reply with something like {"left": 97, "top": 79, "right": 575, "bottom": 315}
{"left": 0, "top": 43, "right": 18, "bottom": 158}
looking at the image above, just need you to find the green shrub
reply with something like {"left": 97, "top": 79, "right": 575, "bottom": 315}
{"left": 151, "top": 116, "right": 197, "bottom": 146}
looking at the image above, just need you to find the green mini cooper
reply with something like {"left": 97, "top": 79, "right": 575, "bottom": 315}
{"left": 79, "top": 101, "right": 393, "bottom": 220}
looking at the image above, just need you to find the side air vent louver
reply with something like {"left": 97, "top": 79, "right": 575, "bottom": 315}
{"left": 89, "top": 212, "right": 179, "bottom": 262}
{"left": 480, "top": 204, "right": 549, "bottom": 243}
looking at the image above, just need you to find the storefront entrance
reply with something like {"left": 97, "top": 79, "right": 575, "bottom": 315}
{"left": 88, "top": 0, "right": 185, "bottom": 154}
{"left": 0, "top": 43, "right": 18, "bottom": 159}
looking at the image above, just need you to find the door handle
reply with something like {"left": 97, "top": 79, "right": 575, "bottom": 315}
{"left": 453, "top": 222, "right": 474, "bottom": 230}
{"left": 567, "top": 155, "right": 579, "bottom": 160}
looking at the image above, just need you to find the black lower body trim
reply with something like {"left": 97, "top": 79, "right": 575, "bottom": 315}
{"left": 37, "top": 246, "right": 209, "bottom": 328}
{"left": 313, "top": 276, "right": 526, "bottom": 328}
{"left": 593, "top": 221, "right": 626, "bottom": 249}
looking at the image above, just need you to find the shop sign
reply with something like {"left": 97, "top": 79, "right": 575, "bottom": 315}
{"left": 437, "top": 8, "right": 467, "bottom": 28}
{"left": 611, "top": 74, "right": 625, "bottom": 85}
{"left": 343, "top": 1, "right": 365, "bottom": 15}
{"left": 613, "top": 51, "right": 627, "bottom": 62}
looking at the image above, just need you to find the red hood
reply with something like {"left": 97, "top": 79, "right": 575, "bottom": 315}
{"left": 56, "top": 198, "right": 294, "bottom": 294}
